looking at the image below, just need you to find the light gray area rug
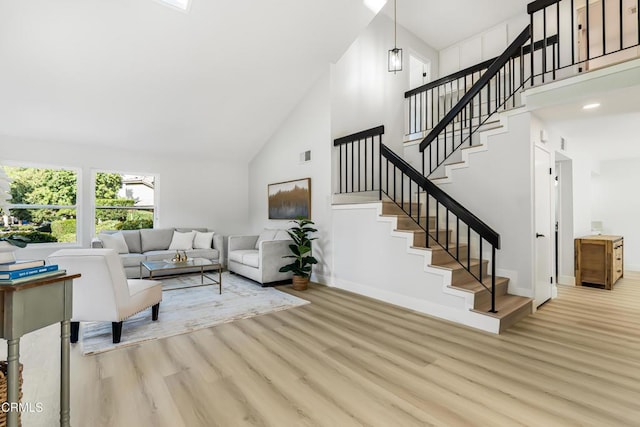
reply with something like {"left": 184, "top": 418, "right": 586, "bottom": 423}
{"left": 80, "top": 272, "right": 308, "bottom": 355}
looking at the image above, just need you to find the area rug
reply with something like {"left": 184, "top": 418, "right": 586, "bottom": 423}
{"left": 79, "top": 272, "right": 309, "bottom": 355}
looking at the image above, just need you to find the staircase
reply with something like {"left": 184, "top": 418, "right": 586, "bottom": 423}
{"left": 332, "top": 0, "right": 640, "bottom": 333}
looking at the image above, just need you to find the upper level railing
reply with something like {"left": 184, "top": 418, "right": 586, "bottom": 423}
{"left": 333, "top": 127, "right": 501, "bottom": 313}
{"left": 411, "top": 0, "right": 640, "bottom": 176}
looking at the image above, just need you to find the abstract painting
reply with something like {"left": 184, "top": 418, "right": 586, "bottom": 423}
{"left": 268, "top": 178, "right": 311, "bottom": 219}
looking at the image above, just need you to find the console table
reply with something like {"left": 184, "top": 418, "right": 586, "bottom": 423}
{"left": 575, "top": 235, "right": 623, "bottom": 290}
{"left": 0, "top": 273, "right": 79, "bottom": 427}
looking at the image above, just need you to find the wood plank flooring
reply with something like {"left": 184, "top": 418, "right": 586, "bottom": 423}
{"left": 5, "top": 272, "right": 640, "bottom": 426}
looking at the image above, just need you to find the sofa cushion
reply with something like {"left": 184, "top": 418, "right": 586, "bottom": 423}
{"left": 193, "top": 231, "right": 215, "bottom": 249}
{"left": 176, "top": 227, "right": 208, "bottom": 233}
{"left": 140, "top": 228, "right": 174, "bottom": 253}
{"left": 255, "top": 229, "right": 277, "bottom": 249}
{"left": 119, "top": 253, "right": 146, "bottom": 268}
{"left": 169, "top": 230, "right": 195, "bottom": 250}
{"left": 186, "top": 248, "right": 219, "bottom": 261}
{"left": 229, "top": 249, "right": 259, "bottom": 267}
{"left": 143, "top": 250, "right": 176, "bottom": 262}
{"left": 121, "top": 230, "right": 142, "bottom": 253}
{"left": 99, "top": 232, "right": 129, "bottom": 254}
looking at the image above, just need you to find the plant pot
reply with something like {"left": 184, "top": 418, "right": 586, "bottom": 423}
{"left": 0, "top": 241, "right": 17, "bottom": 265}
{"left": 292, "top": 275, "right": 309, "bottom": 291}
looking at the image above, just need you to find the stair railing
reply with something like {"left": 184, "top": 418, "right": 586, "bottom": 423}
{"left": 333, "top": 125, "right": 384, "bottom": 195}
{"left": 418, "top": 26, "right": 538, "bottom": 177}
{"left": 528, "top": 0, "right": 640, "bottom": 84}
{"left": 404, "top": 57, "right": 495, "bottom": 137}
{"left": 379, "top": 144, "right": 500, "bottom": 313}
{"left": 333, "top": 127, "right": 501, "bottom": 312}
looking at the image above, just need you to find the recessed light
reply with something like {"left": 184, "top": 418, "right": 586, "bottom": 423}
{"left": 583, "top": 103, "right": 601, "bottom": 110}
{"left": 364, "top": 0, "right": 387, "bottom": 14}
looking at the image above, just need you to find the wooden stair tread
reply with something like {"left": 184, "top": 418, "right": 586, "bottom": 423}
{"left": 452, "top": 276, "right": 509, "bottom": 294}
{"left": 433, "top": 258, "right": 487, "bottom": 271}
{"left": 472, "top": 294, "right": 532, "bottom": 319}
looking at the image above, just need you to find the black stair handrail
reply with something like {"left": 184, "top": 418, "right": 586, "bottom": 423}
{"left": 404, "top": 57, "right": 495, "bottom": 99}
{"left": 380, "top": 144, "right": 500, "bottom": 249}
{"left": 419, "top": 26, "right": 531, "bottom": 152}
{"left": 334, "top": 125, "right": 384, "bottom": 146}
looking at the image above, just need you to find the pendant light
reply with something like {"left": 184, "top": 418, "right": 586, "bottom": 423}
{"left": 388, "top": 0, "right": 402, "bottom": 73}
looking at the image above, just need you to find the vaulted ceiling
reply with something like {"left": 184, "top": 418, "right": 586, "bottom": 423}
{"left": 0, "top": 0, "right": 531, "bottom": 160}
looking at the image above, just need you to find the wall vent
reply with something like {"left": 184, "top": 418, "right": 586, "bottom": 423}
{"left": 561, "top": 137, "right": 567, "bottom": 151}
{"left": 300, "top": 150, "right": 311, "bottom": 163}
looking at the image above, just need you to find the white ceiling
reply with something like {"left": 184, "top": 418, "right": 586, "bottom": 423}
{"left": 0, "top": 0, "right": 533, "bottom": 159}
{"left": 527, "top": 62, "right": 640, "bottom": 162}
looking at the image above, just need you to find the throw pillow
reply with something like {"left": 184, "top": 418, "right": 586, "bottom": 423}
{"left": 99, "top": 232, "right": 129, "bottom": 254}
{"left": 274, "top": 229, "right": 291, "bottom": 240}
{"left": 193, "top": 231, "right": 215, "bottom": 249}
{"left": 255, "top": 229, "right": 278, "bottom": 249}
{"left": 168, "top": 230, "right": 195, "bottom": 251}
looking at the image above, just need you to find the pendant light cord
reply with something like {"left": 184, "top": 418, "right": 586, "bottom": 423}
{"left": 394, "top": 0, "right": 397, "bottom": 48}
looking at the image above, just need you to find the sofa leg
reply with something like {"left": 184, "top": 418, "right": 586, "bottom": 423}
{"left": 152, "top": 303, "right": 160, "bottom": 321}
{"left": 112, "top": 321, "right": 123, "bottom": 344}
{"left": 70, "top": 322, "right": 80, "bottom": 343}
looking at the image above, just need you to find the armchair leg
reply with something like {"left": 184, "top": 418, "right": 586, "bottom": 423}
{"left": 152, "top": 303, "right": 160, "bottom": 321}
{"left": 70, "top": 322, "right": 80, "bottom": 343}
{"left": 112, "top": 321, "right": 123, "bottom": 344}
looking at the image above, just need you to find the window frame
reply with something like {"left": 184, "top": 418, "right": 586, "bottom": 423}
{"left": 91, "top": 169, "right": 159, "bottom": 237}
{"left": 2, "top": 161, "right": 82, "bottom": 247}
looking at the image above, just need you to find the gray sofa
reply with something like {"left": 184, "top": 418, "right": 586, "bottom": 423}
{"left": 228, "top": 229, "right": 293, "bottom": 286}
{"left": 92, "top": 228, "right": 224, "bottom": 278}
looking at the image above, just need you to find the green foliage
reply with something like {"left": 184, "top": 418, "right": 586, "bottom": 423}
{"left": 95, "top": 198, "right": 136, "bottom": 222}
{"left": 51, "top": 219, "right": 76, "bottom": 242}
{"left": 279, "top": 218, "right": 318, "bottom": 278}
{"left": 0, "top": 231, "right": 57, "bottom": 244}
{"left": 95, "top": 220, "right": 121, "bottom": 234}
{"left": 95, "top": 173, "right": 123, "bottom": 199}
{"left": 117, "top": 218, "right": 154, "bottom": 230}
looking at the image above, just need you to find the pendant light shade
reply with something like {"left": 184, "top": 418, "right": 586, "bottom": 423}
{"left": 388, "top": 0, "right": 402, "bottom": 73}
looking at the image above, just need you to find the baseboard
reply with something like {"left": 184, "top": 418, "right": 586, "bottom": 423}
{"left": 311, "top": 273, "right": 331, "bottom": 286}
{"left": 557, "top": 275, "right": 575, "bottom": 286}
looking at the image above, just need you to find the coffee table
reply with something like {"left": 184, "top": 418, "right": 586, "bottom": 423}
{"left": 140, "top": 258, "right": 222, "bottom": 294}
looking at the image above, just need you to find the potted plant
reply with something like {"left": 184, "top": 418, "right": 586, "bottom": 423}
{"left": 279, "top": 217, "right": 318, "bottom": 291}
{"left": 0, "top": 235, "right": 29, "bottom": 264}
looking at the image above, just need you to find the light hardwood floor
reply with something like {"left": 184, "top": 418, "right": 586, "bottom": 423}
{"left": 5, "top": 272, "right": 640, "bottom": 426}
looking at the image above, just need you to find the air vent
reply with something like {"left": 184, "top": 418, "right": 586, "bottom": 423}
{"left": 561, "top": 137, "right": 567, "bottom": 151}
{"left": 300, "top": 150, "right": 311, "bottom": 163}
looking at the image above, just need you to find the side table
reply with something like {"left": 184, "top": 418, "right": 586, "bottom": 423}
{"left": 0, "top": 273, "right": 79, "bottom": 427}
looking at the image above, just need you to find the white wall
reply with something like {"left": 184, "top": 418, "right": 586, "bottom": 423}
{"left": 591, "top": 158, "right": 640, "bottom": 270}
{"left": 439, "top": 14, "right": 529, "bottom": 76}
{"left": 248, "top": 71, "right": 333, "bottom": 283}
{"left": 433, "top": 112, "right": 535, "bottom": 296}
{"left": 1, "top": 134, "right": 249, "bottom": 260}
{"left": 331, "top": 12, "right": 439, "bottom": 154}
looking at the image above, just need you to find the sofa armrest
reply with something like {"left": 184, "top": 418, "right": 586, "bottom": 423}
{"left": 212, "top": 234, "right": 225, "bottom": 265}
{"left": 91, "top": 237, "right": 104, "bottom": 249}
{"left": 259, "top": 239, "right": 293, "bottom": 270}
{"left": 228, "top": 235, "right": 258, "bottom": 253}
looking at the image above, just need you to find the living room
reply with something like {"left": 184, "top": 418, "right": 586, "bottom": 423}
{"left": 2, "top": 0, "right": 640, "bottom": 425}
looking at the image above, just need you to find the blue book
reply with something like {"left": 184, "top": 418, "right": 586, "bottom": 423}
{"left": 0, "top": 264, "right": 58, "bottom": 280}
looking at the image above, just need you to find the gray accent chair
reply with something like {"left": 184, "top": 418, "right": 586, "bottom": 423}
{"left": 227, "top": 229, "right": 293, "bottom": 286}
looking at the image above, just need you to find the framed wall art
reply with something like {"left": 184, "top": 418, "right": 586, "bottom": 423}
{"left": 268, "top": 178, "right": 311, "bottom": 220}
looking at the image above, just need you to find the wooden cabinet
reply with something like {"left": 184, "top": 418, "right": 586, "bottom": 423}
{"left": 575, "top": 235, "right": 623, "bottom": 290}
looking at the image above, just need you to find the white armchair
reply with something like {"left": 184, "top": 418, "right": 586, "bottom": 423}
{"left": 228, "top": 229, "right": 294, "bottom": 286}
{"left": 48, "top": 248, "right": 162, "bottom": 344}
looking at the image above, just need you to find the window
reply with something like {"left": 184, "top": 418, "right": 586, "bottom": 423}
{"left": 1, "top": 165, "right": 78, "bottom": 243}
{"left": 94, "top": 172, "right": 156, "bottom": 233}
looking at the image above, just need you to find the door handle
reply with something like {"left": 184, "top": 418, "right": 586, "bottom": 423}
{"left": 536, "top": 233, "right": 545, "bottom": 238}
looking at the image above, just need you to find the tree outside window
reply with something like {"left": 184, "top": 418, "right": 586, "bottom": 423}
{"left": 94, "top": 172, "right": 155, "bottom": 233}
{"left": 1, "top": 166, "right": 78, "bottom": 243}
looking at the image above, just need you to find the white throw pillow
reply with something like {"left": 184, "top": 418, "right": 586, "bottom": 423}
{"left": 193, "top": 231, "right": 215, "bottom": 249}
{"left": 99, "top": 232, "right": 129, "bottom": 254}
{"left": 168, "top": 230, "right": 195, "bottom": 250}
{"left": 255, "top": 229, "right": 278, "bottom": 249}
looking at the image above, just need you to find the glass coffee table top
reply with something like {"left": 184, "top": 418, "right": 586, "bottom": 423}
{"left": 141, "top": 258, "right": 215, "bottom": 272}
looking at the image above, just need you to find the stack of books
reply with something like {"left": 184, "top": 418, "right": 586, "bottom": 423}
{"left": 0, "top": 259, "right": 66, "bottom": 285}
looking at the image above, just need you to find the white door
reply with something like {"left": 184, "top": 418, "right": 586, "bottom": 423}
{"left": 535, "top": 145, "right": 553, "bottom": 306}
